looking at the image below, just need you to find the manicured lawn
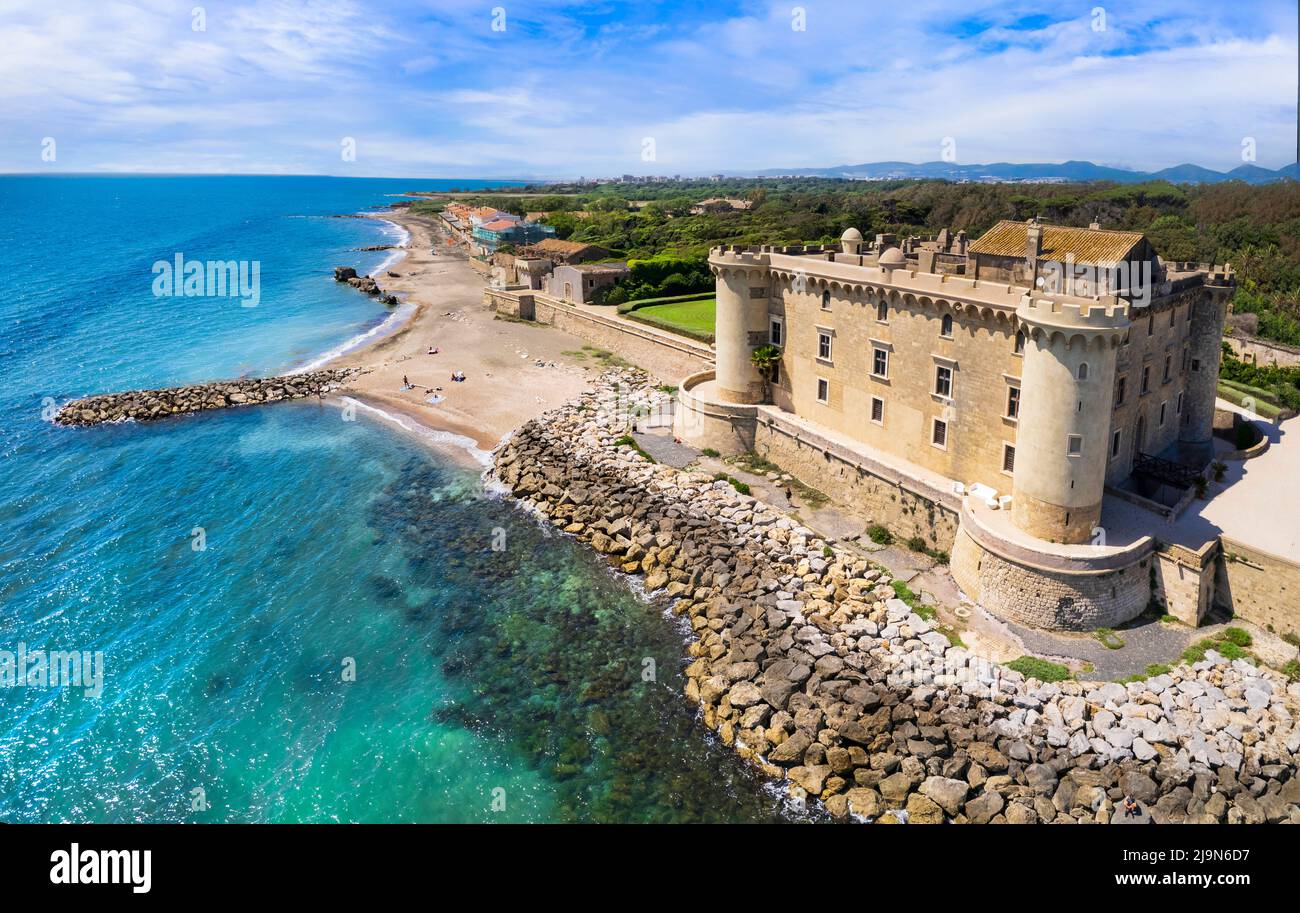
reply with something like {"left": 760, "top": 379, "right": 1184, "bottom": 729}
{"left": 626, "top": 297, "right": 715, "bottom": 342}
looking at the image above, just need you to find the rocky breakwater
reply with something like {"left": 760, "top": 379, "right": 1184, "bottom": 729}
{"left": 491, "top": 370, "right": 1300, "bottom": 824}
{"left": 334, "top": 266, "right": 398, "bottom": 306}
{"left": 55, "top": 369, "right": 363, "bottom": 426}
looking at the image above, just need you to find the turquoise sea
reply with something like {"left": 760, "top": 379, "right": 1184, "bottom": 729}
{"left": 0, "top": 175, "right": 796, "bottom": 822}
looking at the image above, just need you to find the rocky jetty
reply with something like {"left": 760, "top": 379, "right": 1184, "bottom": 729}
{"left": 55, "top": 369, "right": 363, "bottom": 426}
{"left": 333, "top": 266, "right": 398, "bottom": 305}
{"left": 490, "top": 370, "right": 1300, "bottom": 823}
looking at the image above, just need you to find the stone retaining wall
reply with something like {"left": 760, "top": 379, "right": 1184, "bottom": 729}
{"left": 55, "top": 369, "right": 362, "bottom": 426}
{"left": 951, "top": 527, "right": 1152, "bottom": 630}
{"left": 1218, "top": 539, "right": 1300, "bottom": 640}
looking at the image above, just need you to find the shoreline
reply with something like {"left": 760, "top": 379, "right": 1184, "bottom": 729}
{"left": 316, "top": 205, "right": 594, "bottom": 454}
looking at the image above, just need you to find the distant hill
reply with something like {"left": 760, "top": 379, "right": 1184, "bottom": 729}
{"left": 747, "top": 159, "right": 1297, "bottom": 185}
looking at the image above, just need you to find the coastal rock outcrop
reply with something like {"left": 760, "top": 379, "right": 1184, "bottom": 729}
{"left": 489, "top": 370, "right": 1300, "bottom": 824}
{"left": 333, "top": 265, "right": 398, "bottom": 305}
{"left": 55, "top": 368, "right": 364, "bottom": 426}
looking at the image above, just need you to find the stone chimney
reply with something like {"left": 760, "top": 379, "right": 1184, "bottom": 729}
{"left": 1089, "top": 221, "right": 1101, "bottom": 230}
{"left": 1026, "top": 218, "right": 1044, "bottom": 263}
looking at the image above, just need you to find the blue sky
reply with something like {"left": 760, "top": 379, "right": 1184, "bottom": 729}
{"left": 1, "top": 0, "right": 1295, "bottom": 177}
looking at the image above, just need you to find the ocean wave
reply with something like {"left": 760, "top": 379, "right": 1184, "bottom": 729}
{"left": 361, "top": 216, "right": 411, "bottom": 277}
{"left": 291, "top": 302, "right": 417, "bottom": 373}
{"left": 339, "top": 396, "right": 492, "bottom": 467}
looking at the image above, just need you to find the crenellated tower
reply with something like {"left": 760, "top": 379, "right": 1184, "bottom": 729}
{"left": 1010, "top": 294, "right": 1131, "bottom": 544}
{"left": 709, "top": 247, "right": 773, "bottom": 404}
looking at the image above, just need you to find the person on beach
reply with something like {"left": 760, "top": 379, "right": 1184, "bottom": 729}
{"left": 402, "top": 375, "right": 411, "bottom": 390}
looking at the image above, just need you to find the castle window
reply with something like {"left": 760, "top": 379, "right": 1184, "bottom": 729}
{"left": 1115, "top": 377, "right": 1126, "bottom": 406}
{"left": 1147, "top": 312, "right": 1155, "bottom": 336}
{"left": 816, "top": 377, "right": 829, "bottom": 404}
{"left": 1067, "top": 434, "right": 1083, "bottom": 456}
{"left": 1006, "top": 386, "right": 1020, "bottom": 419}
{"left": 769, "top": 315, "right": 783, "bottom": 347}
{"left": 1014, "top": 330, "right": 1025, "bottom": 354}
{"left": 872, "top": 347, "right": 889, "bottom": 379}
{"left": 940, "top": 313, "right": 953, "bottom": 338}
{"left": 1163, "top": 354, "right": 1172, "bottom": 383}
{"left": 1141, "top": 365, "right": 1150, "bottom": 394}
{"left": 931, "top": 419, "right": 948, "bottom": 449}
{"left": 1002, "top": 444, "right": 1016, "bottom": 473}
{"left": 870, "top": 396, "right": 884, "bottom": 424}
{"left": 1159, "top": 402, "right": 1167, "bottom": 426}
{"left": 1191, "top": 358, "right": 1201, "bottom": 372}
{"left": 821, "top": 290, "right": 831, "bottom": 310}
{"left": 1169, "top": 308, "right": 1176, "bottom": 327}
{"left": 934, "top": 365, "right": 953, "bottom": 399}
{"left": 1177, "top": 392, "right": 1184, "bottom": 414}
{"left": 817, "top": 330, "right": 833, "bottom": 362}
{"left": 1077, "top": 363, "right": 1089, "bottom": 381}
{"left": 1111, "top": 429, "right": 1122, "bottom": 458}
{"left": 876, "top": 300, "right": 888, "bottom": 322}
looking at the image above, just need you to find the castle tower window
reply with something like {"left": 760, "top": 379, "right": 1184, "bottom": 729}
{"left": 870, "top": 396, "right": 884, "bottom": 424}
{"left": 817, "top": 330, "right": 833, "bottom": 362}
{"left": 1067, "top": 434, "right": 1083, "bottom": 456}
{"left": 769, "top": 315, "right": 783, "bottom": 347}
{"left": 1111, "top": 429, "right": 1122, "bottom": 458}
{"left": 931, "top": 418, "right": 948, "bottom": 449}
{"left": 1115, "top": 377, "right": 1126, "bottom": 406}
{"left": 940, "top": 314, "right": 953, "bottom": 338}
{"left": 876, "top": 300, "right": 888, "bottom": 322}
{"left": 1147, "top": 312, "right": 1155, "bottom": 335}
{"left": 1177, "top": 392, "right": 1184, "bottom": 414}
{"left": 1006, "top": 386, "right": 1020, "bottom": 419}
{"left": 821, "top": 290, "right": 831, "bottom": 310}
{"left": 1141, "top": 365, "right": 1151, "bottom": 394}
{"left": 1163, "top": 354, "right": 1172, "bottom": 382}
{"left": 1159, "top": 401, "right": 1167, "bottom": 426}
{"left": 1002, "top": 444, "right": 1016, "bottom": 473}
{"left": 872, "top": 347, "right": 889, "bottom": 379}
{"left": 1014, "top": 330, "right": 1026, "bottom": 354}
{"left": 934, "top": 365, "right": 953, "bottom": 398}
{"left": 1077, "top": 362, "right": 1089, "bottom": 381}
{"left": 816, "top": 377, "right": 829, "bottom": 404}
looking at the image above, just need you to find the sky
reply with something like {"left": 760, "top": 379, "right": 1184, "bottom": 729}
{"left": 1, "top": 0, "right": 1296, "bottom": 178}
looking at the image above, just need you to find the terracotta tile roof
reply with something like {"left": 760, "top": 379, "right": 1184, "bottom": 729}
{"left": 969, "top": 220, "right": 1145, "bottom": 264}
{"left": 532, "top": 238, "right": 601, "bottom": 256}
{"left": 480, "top": 219, "right": 518, "bottom": 231}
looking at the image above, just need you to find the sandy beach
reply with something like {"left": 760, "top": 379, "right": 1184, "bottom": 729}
{"left": 331, "top": 207, "right": 597, "bottom": 458}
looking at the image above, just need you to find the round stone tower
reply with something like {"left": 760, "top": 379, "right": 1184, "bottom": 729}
{"left": 1178, "top": 284, "right": 1231, "bottom": 456}
{"left": 709, "top": 247, "right": 772, "bottom": 404}
{"left": 1010, "top": 294, "right": 1130, "bottom": 544}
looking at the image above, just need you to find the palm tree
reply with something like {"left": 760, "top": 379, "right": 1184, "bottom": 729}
{"left": 750, "top": 344, "right": 782, "bottom": 403}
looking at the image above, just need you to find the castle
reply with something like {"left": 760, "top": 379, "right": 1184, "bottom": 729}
{"left": 675, "top": 219, "right": 1237, "bottom": 632}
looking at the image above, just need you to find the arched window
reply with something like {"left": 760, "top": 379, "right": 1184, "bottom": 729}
{"left": 1014, "top": 330, "right": 1025, "bottom": 354}
{"left": 821, "top": 290, "right": 831, "bottom": 310}
{"left": 1077, "top": 362, "right": 1089, "bottom": 381}
{"left": 940, "top": 313, "right": 953, "bottom": 337}
{"left": 876, "top": 300, "right": 887, "bottom": 322}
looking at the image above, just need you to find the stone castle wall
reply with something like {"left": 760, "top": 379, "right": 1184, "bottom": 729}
{"left": 1217, "top": 538, "right": 1300, "bottom": 640}
{"left": 951, "top": 527, "right": 1152, "bottom": 631}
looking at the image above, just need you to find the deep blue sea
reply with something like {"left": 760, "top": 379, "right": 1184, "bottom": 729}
{"left": 0, "top": 175, "right": 793, "bottom": 822}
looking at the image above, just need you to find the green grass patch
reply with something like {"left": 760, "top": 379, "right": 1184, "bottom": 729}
{"left": 1282, "top": 659, "right": 1300, "bottom": 682}
{"left": 712, "top": 473, "right": 750, "bottom": 495}
{"left": 699, "top": 447, "right": 720, "bottom": 458}
{"left": 1095, "top": 628, "right": 1125, "bottom": 650}
{"left": 729, "top": 452, "right": 829, "bottom": 508}
{"left": 1007, "top": 656, "right": 1071, "bottom": 683}
{"left": 867, "top": 525, "right": 893, "bottom": 545}
{"left": 612, "top": 434, "right": 656, "bottom": 463}
{"left": 1117, "top": 663, "right": 1174, "bottom": 684}
{"left": 623, "top": 297, "right": 716, "bottom": 343}
{"left": 1182, "top": 630, "right": 1255, "bottom": 664}
{"left": 1222, "top": 626, "right": 1253, "bottom": 647}
{"left": 889, "top": 579, "right": 935, "bottom": 620}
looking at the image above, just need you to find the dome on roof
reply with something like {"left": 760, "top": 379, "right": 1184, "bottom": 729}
{"left": 840, "top": 227, "right": 863, "bottom": 242}
{"left": 878, "top": 246, "right": 906, "bottom": 269}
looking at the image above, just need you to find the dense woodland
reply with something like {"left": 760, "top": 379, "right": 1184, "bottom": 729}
{"left": 424, "top": 177, "right": 1300, "bottom": 345}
